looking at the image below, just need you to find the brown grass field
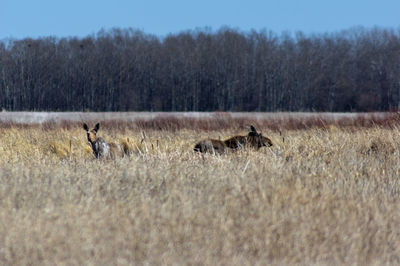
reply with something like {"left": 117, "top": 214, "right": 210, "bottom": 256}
{"left": 1, "top": 112, "right": 400, "bottom": 265}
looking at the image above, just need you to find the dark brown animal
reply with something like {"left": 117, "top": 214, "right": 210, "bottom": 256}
{"left": 193, "top": 139, "right": 227, "bottom": 154}
{"left": 224, "top": 125, "right": 273, "bottom": 150}
{"left": 194, "top": 125, "right": 273, "bottom": 154}
{"left": 83, "top": 123, "right": 124, "bottom": 159}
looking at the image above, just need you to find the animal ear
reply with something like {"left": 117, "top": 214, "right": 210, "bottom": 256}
{"left": 83, "top": 123, "right": 89, "bottom": 131}
{"left": 94, "top": 123, "right": 100, "bottom": 132}
{"left": 249, "top": 125, "right": 257, "bottom": 133}
{"left": 248, "top": 125, "right": 258, "bottom": 136}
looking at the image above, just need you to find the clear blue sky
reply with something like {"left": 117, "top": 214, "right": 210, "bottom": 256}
{"left": 1, "top": 0, "right": 400, "bottom": 39}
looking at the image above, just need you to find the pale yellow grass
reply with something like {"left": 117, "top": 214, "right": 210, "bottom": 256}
{"left": 0, "top": 125, "right": 400, "bottom": 265}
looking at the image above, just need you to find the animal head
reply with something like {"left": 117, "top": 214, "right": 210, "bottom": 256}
{"left": 247, "top": 125, "right": 273, "bottom": 148}
{"left": 83, "top": 123, "right": 100, "bottom": 144}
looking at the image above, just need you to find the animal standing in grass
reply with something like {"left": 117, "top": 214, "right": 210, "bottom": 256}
{"left": 83, "top": 123, "right": 124, "bottom": 159}
{"left": 194, "top": 125, "right": 273, "bottom": 154}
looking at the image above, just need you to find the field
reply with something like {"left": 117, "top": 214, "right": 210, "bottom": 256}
{"left": 1, "top": 112, "right": 400, "bottom": 265}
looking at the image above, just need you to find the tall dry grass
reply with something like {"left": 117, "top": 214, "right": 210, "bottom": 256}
{"left": 1, "top": 120, "right": 400, "bottom": 265}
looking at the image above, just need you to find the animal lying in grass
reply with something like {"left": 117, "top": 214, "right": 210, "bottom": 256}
{"left": 83, "top": 123, "right": 125, "bottom": 159}
{"left": 194, "top": 125, "right": 273, "bottom": 154}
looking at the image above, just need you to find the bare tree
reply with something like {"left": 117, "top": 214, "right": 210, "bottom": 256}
{"left": 1, "top": 27, "right": 400, "bottom": 112}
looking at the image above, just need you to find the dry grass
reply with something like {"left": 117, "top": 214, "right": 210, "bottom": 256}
{"left": 1, "top": 120, "right": 400, "bottom": 265}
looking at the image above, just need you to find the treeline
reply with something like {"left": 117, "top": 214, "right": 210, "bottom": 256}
{"left": 1, "top": 27, "right": 400, "bottom": 112}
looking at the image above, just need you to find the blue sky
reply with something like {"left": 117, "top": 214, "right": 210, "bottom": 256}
{"left": 1, "top": 0, "right": 400, "bottom": 39}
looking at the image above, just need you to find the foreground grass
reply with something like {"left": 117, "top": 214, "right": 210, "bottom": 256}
{"left": 1, "top": 125, "right": 400, "bottom": 265}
